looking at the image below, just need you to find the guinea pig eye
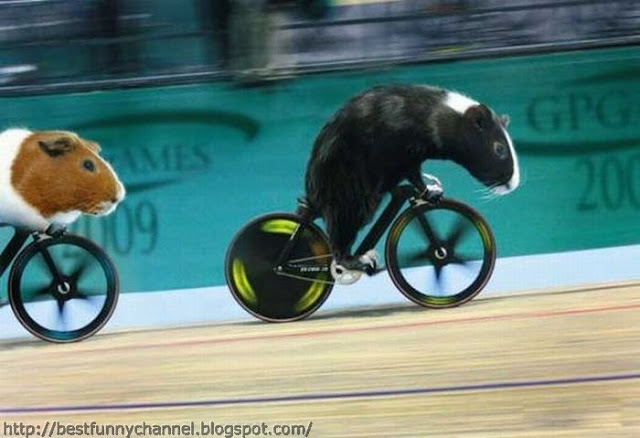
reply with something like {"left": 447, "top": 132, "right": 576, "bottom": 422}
{"left": 493, "top": 142, "right": 508, "bottom": 160}
{"left": 82, "top": 159, "right": 96, "bottom": 172}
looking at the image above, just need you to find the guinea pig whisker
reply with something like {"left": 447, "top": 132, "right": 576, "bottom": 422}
{"left": 476, "top": 183, "right": 500, "bottom": 201}
{"left": 474, "top": 185, "right": 494, "bottom": 195}
{"left": 479, "top": 187, "right": 501, "bottom": 203}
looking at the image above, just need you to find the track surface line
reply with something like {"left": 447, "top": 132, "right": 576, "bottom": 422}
{"left": 33, "top": 299, "right": 640, "bottom": 357}
{"left": 2, "top": 285, "right": 639, "bottom": 436}
{"left": 3, "top": 372, "right": 640, "bottom": 415}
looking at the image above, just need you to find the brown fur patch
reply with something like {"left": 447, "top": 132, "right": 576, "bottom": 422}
{"left": 11, "top": 131, "right": 120, "bottom": 218}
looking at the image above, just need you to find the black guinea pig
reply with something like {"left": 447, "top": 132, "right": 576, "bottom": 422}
{"left": 304, "top": 84, "right": 520, "bottom": 269}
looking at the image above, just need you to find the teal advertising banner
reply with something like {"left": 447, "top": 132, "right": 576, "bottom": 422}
{"left": 0, "top": 46, "right": 638, "bottom": 293}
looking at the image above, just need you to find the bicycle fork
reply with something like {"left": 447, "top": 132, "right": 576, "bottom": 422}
{"left": 32, "top": 233, "right": 72, "bottom": 297}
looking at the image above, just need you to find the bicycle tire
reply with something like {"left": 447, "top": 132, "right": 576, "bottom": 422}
{"left": 385, "top": 198, "right": 496, "bottom": 308}
{"left": 225, "top": 213, "right": 334, "bottom": 322}
{"left": 9, "top": 234, "right": 119, "bottom": 343}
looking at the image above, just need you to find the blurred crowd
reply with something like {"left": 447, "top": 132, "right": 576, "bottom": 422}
{"left": 0, "top": 0, "right": 638, "bottom": 88}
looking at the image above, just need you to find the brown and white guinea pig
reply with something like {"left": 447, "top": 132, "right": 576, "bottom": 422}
{"left": 0, "top": 128, "right": 125, "bottom": 232}
{"left": 305, "top": 84, "right": 520, "bottom": 268}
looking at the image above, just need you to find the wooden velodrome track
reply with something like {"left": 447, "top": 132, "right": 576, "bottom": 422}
{"left": 1, "top": 282, "right": 639, "bottom": 437}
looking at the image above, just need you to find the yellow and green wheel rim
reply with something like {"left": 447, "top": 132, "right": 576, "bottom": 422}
{"left": 226, "top": 213, "right": 334, "bottom": 321}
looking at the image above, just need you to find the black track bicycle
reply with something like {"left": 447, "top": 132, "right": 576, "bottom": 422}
{"left": 226, "top": 178, "right": 496, "bottom": 322}
{"left": 0, "top": 226, "right": 118, "bottom": 342}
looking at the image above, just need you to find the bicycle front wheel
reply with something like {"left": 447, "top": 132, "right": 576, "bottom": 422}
{"left": 9, "top": 234, "right": 119, "bottom": 343}
{"left": 385, "top": 199, "right": 496, "bottom": 308}
{"left": 225, "top": 213, "right": 334, "bottom": 322}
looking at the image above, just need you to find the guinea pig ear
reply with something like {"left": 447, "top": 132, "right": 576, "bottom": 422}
{"left": 38, "top": 137, "right": 75, "bottom": 157}
{"left": 464, "top": 105, "right": 490, "bottom": 131}
{"left": 85, "top": 141, "right": 101, "bottom": 153}
{"left": 500, "top": 114, "right": 511, "bottom": 128}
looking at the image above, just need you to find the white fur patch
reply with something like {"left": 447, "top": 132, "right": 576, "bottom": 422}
{"left": 444, "top": 91, "right": 479, "bottom": 114}
{"left": 502, "top": 125, "right": 520, "bottom": 192}
{"left": 491, "top": 125, "right": 520, "bottom": 195}
{"left": 49, "top": 210, "right": 82, "bottom": 226}
{"left": 0, "top": 128, "right": 50, "bottom": 230}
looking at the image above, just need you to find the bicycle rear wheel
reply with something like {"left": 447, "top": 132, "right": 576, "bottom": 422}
{"left": 385, "top": 199, "right": 496, "bottom": 308}
{"left": 225, "top": 213, "right": 334, "bottom": 322}
{"left": 9, "top": 234, "right": 119, "bottom": 343}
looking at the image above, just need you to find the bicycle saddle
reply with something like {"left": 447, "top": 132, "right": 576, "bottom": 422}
{"left": 296, "top": 197, "right": 319, "bottom": 220}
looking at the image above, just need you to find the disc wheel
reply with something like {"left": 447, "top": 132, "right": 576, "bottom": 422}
{"left": 9, "top": 234, "right": 119, "bottom": 343}
{"left": 225, "top": 213, "right": 334, "bottom": 322}
{"left": 385, "top": 199, "right": 496, "bottom": 308}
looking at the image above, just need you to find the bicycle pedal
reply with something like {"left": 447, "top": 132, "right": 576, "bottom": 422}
{"left": 330, "top": 261, "right": 363, "bottom": 285}
{"left": 330, "top": 250, "right": 379, "bottom": 284}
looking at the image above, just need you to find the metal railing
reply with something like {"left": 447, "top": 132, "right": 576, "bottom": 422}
{"left": 0, "top": 0, "right": 637, "bottom": 96}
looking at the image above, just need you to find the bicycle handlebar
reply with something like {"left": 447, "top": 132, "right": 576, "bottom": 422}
{"left": 415, "top": 173, "right": 444, "bottom": 203}
{"left": 45, "top": 223, "right": 67, "bottom": 238}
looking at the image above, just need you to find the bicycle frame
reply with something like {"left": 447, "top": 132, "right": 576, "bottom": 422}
{"left": 0, "top": 228, "right": 31, "bottom": 279}
{"left": 275, "top": 184, "right": 442, "bottom": 281}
